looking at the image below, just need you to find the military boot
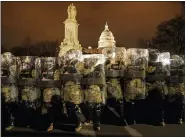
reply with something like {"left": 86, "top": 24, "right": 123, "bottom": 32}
{"left": 84, "top": 104, "right": 93, "bottom": 126}
{"left": 47, "top": 123, "right": 53, "bottom": 132}
{"left": 159, "top": 110, "right": 165, "bottom": 126}
{"left": 75, "top": 122, "right": 82, "bottom": 132}
{"left": 177, "top": 102, "right": 184, "bottom": 124}
{"left": 5, "top": 115, "right": 14, "bottom": 131}
{"left": 93, "top": 104, "right": 101, "bottom": 131}
{"left": 74, "top": 105, "right": 83, "bottom": 132}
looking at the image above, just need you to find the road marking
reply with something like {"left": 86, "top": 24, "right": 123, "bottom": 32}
{"left": 78, "top": 124, "right": 96, "bottom": 137}
{"left": 78, "top": 128, "right": 96, "bottom": 137}
{"left": 124, "top": 126, "right": 143, "bottom": 137}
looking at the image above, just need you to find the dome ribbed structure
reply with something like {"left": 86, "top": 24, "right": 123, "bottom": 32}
{"left": 98, "top": 22, "right": 116, "bottom": 49}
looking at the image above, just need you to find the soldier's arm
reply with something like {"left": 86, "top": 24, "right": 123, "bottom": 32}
{"left": 15, "top": 86, "right": 19, "bottom": 104}
{"left": 60, "top": 86, "right": 64, "bottom": 100}
{"left": 36, "top": 88, "right": 41, "bottom": 108}
{"left": 81, "top": 88, "right": 85, "bottom": 103}
{"left": 101, "top": 85, "right": 107, "bottom": 105}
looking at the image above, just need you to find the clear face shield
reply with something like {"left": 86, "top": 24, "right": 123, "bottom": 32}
{"left": 157, "top": 52, "right": 171, "bottom": 75}
{"left": 102, "top": 47, "right": 126, "bottom": 70}
{"left": 170, "top": 55, "right": 184, "bottom": 69}
{"left": 43, "top": 57, "right": 56, "bottom": 70}
{"left": 18, "top": 56, "right": 40, "bottom": 79}
{"left": 1, "top": 52, "right": 17, "bottom": 77}
{"left": 82, "top": 54, "right": 105, "bottom": 72}
{"left": 41, "top": 57, "right": 57, "bottom": 80}
{"left": 62, "top": 49, "right": 83, "bottom": 73}
{"left": 126, "top": 48, "right": 149, "bottom": 70}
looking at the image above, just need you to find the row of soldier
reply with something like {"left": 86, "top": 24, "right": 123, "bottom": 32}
{"left": 1, "top": 47, "right": 185, "bottom": 132}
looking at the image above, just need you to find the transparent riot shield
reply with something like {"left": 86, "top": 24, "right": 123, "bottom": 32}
{"left": 40, "top": 57, "right": 61, "bottom": 103}
{"left": 81, "top": 54, "right": 106, "bottom": 130}
{"left": 165, "top": 55, "right": 185, "bottom": 124}
{"left": 102, "top": 47, "right": 126, "bottom": 99}
{"left": 60, "top": 49, "right": 83, "bottom": 85}
{"left": 61, "top": 49, "right": 83, "bottom": 102}
{"left": 1, "top": 52, "right": 18, "bottom": 78}
{"left": 146, "top": 51, "right": 170, "bottom": 126}
{"left": 102, "top": 47, "right": 126, "bottom": 125}
{"left": 81, "top": 54, "right": 106, "bottom": 105}
{"left": 16, "top": 56, "right": 41, "bottom": 127}
{"left": 17, "top": 56, "right": 41, "bottom": 104}
{"left": 1, "top": 52, "right": 19, "bottom": 102}
{"left": 158, "top": 52, "right": 171, "bottom": 76}
{"left": 18, "top": 56, "right": 41, "bottom": 80}
{"left": 102, "top": 47, "right": 126, "bottom": 76}
{"left": 125, "top": 48, "right": 148, "bottom": 101}
{"left": 40, "top": 57, "right": 60, "bottom": 81}
{"left": 1, "top": 52, "right": 19, "bottom": 129}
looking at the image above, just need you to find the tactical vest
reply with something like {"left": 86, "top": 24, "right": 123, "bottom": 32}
{"left": 167, "top": 61, "right": 185, "bottom": 97}
{"left": 63, "top": 82, "right": 83, "bottom": 105}
{"left": 81, "top": 64, "right": 106, "bottom": 104}
{"left": 107, "top": 79, "right": 123, "bottom": 100}
{"left": 61, "top": 64, "right": 83, "bottom": 104}
{"left": 146, "top": 61, "right": 169, "bottom": 96}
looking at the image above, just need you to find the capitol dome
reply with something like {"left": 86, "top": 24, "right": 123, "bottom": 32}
{"left": 98, "top": 22, "right": 116, "bottom": 49}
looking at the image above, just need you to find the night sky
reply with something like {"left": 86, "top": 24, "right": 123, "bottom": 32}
{"left": 1, "top": 1, "right": 182, "bottom": 50}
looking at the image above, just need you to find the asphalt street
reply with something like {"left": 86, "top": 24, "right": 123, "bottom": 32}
{"left": 2, "top": 123, "right": 185, "bottom": 137}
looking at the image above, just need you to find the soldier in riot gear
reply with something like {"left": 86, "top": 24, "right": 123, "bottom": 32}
{"left": 146, "top": 50, "right": 169, "bottom": 126}
{"left": 18, "top": 56, "right": 41, "bottom": 128}
{"left": 39, "top": 57, "right": 61, "bottom": 131}
{"left": 80, "top": 54, "right": 106, "bottom": 131}
{"left": 60, "top": 49, "right": 85, "bottom": 132}
{"left": 165, "top": 55, "right": 185, "bottom": 124}
{"left": 124, "top": 48, "right": 148, "bottom": 125}
{"left": 62, "top": 81, "right": 84, "bottom": 131}
{"left": 102, "top": 47, "right": 126, "bottom": 125}
{"left": 1, "top": 52, "right": 19, "bottom": 131}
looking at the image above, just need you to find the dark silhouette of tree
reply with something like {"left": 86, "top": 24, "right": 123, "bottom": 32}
{"left": 152, "top": 3, "right": 185, "bottom": 55}
{"left": 136, "top": 38, "right": 148, "bottom": 48}
{"left": 34, "top": 40, "right": 59, "bottom": 57}
{"left": 2, "top": 45, "right": 8, "bottom": 53}
{"left": 10, "top": 39, "right": 59, "bottom": 57}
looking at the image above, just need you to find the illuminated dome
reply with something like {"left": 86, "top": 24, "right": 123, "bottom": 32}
{"left": 98, "top": 22, "right": 116, "bottom": 49}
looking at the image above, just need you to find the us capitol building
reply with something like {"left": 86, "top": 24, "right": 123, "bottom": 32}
{"left": 58, "top": 3, "right": 117, "bottom": 56}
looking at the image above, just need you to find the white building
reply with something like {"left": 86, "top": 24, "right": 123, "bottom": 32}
{"left": 98, "top": 22, "right": 116, "bottom": 49}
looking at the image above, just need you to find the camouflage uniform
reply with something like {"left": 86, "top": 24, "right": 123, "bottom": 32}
{"left": 17, "top": 56, "right": 41, "bottom": 128}
{"left": 61, "top": 49, "right": 85, "bottom": 132}
{"left": 1, "top": 52, "right": 19, "bottom": 131}
{"left": 165, "top": 55, "right": 185, "bottom": 124}
{"left": 124, "top": 48, "right": 148, "bottom": 125}
{"left": 146, "top": 50, "right": 169, "bottom": 126}
{"left": 39, "top": 57, "right": 61, "bottom": 131}
{"left": 102, "top": 47, "right": 126, "bottom": 125}
{"left": 81, "top": 54, "right": 106, "bottom": 131}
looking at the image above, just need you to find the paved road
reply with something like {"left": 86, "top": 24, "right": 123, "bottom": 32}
{"left": 2, "top": 123, "right": 185, "bottom": 137}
